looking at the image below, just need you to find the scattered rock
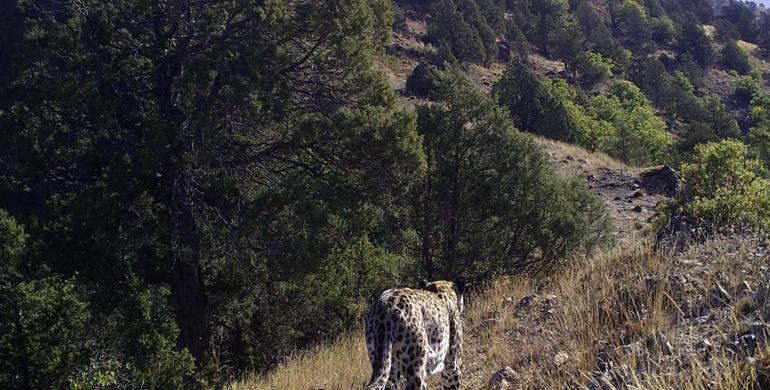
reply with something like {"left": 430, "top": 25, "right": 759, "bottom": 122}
{"left": 488, "top": 366, "right": 519, "bottom": 389}
{"left": 640, "top": 165, "right": 680, "bottom": 196}
{"left": 654, "top": 215, "right": 701, "bottom": 250}
{"left": 737, "top": 281, "right": 753, "bottom": 296}
{"left": 710, "top": 282, "right": 732, "bottom": 307}
{"left": 753, "top": 274, "right": 770, "bottom": 320}
{"left": 727, "top": 333, "right": 759, "bottom": 357}
{"left": 554, "top": 351, "right": 570, "bottom": 366}
{"left": 629, "top": 190, "right": 644, "bottom": 199}
{"left": 516, "top": 294, "right": 536, "bottom": 310}
{"left": 747, "top": 322, "right": 770, "bottom": 342}
{"left": 632, "top": 205, "right": 643, "bottom": 213}
{"left": 696, "top": 338, "right": 713, "bottom": 355}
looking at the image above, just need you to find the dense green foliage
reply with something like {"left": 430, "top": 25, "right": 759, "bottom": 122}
{"left": 0, "top": 0, "right": 420, "bottom": 384}
{"left": 494, "top": 64, "right": 672, "bottom": 165}
{"left": 588, "top": 81, "right": 674, "bottom": 165}
{"left": 720, "top": 40, "right": 752, "bottom": 75}
{"left": 416, "top": 71, "right": 610, "bottom": 276}
{"left": 406, "top": 62, "right": 442, "bottom": 96}
{"left": 678, "top": 140, "right": 770, "bottom": 230}
{"left": 427, "top": 0, "right": 505, "bottom": 64}
{"left": 574, "top": 51, "right": 613, "bottom": 86}
{"left": 0, "top": 0, "right": 618, "bottom": 386}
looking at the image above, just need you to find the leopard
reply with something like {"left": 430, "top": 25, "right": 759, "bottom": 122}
{"left": 364, "top": 278, "right": 466, "bottom": 390}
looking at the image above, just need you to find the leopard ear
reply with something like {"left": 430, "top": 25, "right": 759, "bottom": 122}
{"left": 453, "top": 277, "right": 467, "bottom": 295}
{"left": 418, "top": 278, "right": 429, "bottom": 289}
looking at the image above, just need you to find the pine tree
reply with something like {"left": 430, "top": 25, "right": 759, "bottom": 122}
{"left": 1, "top": 0, "right": 424, "bottom": 381}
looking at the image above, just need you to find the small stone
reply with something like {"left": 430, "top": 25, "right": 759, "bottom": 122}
{"left": 644, "top": 275, "right": 658, "bottom": 291}
{"left": 728, "top": 333, "right": 759, "bottom": 357}
{"left": 696, "top": 338, "right": 713, "bottom": 353}
{"left": 632, "top": 205, "right": 643, "bottom": 212}
{"left": 747, "top": 322, "right": 770, "bottom": 341}
{"left": 710, "top": 282, "right": 732, "bottom": 307}
{"left": 516, "top": 294, "right": 536, "bottom": 309}
{"left": 629, "top": 190, "right": 644, "bottom": 199}
{"left": 488, "top": 366, "right": 519, "bottom": 389}
{"left": 737, "top": 281, "right": 752, "bottom": 296}
{"left": 554, "top": 351, "right": 570, "bottom": 366}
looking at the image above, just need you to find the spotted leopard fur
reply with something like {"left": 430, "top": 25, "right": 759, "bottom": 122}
{"left": 365, "top": 278, "right": 466, "bottom": 389}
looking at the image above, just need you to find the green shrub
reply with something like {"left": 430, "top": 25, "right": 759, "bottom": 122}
{"left": 494, "top": 62, "right": 587, "bottom": 141}
{"left": 679, "top": 140, "right": 770, "bottom": 230}
{"left": 678, "top": 16, "right": 714, "bottom": 66}
{"left": 428, "top": 0, "right": 487, "bottom": 63}
{"left": 721, "top": 40, "right": 752, "bottom": 75}
{"left": 651, "top": 16, "right": 676, "bottom": 44}
{"left": 734, "top": 74, "right": 761, "bottom": 105}
{"left": 590, "top": 81, "right": 674, "bottom": 165}
{"left": 405, "top": 62, "right": 442, "bottom": 97}
{"left": 417, "top": 70, "right": 611, "bottom": 277}
{"left": 574, "top": 51, "right": 613, "bottom": 85}
{"left": 0, "top": 210, "right": 92, "bottom": 389}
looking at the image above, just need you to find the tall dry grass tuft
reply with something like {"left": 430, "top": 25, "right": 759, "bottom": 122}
{"left": 231, "top": 334, "right": 370, "bottom": 390}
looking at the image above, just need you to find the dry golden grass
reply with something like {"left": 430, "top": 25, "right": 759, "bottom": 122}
{"left": 738, "top": 40, "right": 758, "bottom": 53}
{"left": 230, "top": 334, "right": 370, "bottom": 390}
{"left": 534, "top": 136, "right": 635, "bottom": 176}
{"left": 234, "top": 235, "right": 769, "bottom": 389}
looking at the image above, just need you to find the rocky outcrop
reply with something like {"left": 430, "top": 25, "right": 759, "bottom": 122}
{"left": 640, "top": 165, "right": 680, "bottom": 196}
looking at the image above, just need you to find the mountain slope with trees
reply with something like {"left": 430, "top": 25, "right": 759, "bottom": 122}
{"left": 2, "top": 0, "right": 770, "bottom": 387}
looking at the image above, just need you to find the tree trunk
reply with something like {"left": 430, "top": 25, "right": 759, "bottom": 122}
{"left": 422, "top": 146, "right": 434, "bottom": 276}
{"left": 168, "top": 173, "right": 210, "bottom": 368}
{"left": 170, "top": 258, "right": 209, "bottom": 366}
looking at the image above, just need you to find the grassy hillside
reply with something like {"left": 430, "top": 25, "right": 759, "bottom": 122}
{"left": 234, "top": 233, "right": 770, "bottom": 389}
